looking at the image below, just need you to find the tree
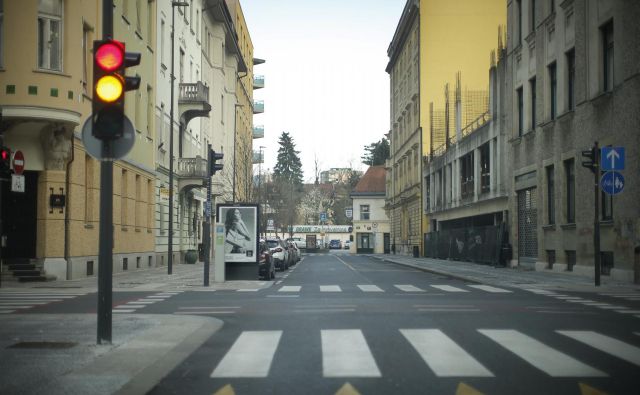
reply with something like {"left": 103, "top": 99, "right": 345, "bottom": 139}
{"left": 361, "top": 137, "right": 390, "bottom": 166}
{"left": 272, "top": 132, "right": 304, "bottom": 236}
{"left": 298, "top": 186, "right": 332, "bottom": 225}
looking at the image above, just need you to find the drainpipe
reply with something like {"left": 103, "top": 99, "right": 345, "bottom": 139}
{"left": 64, "top": 134, "right": 75, "bottom": 280}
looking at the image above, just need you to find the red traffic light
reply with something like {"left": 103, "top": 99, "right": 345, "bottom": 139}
{"left": 95, "top": 41, "right": 124, "bottom": 72}
{"left": 1, "top": 147, "right": 10, "bottom": 161}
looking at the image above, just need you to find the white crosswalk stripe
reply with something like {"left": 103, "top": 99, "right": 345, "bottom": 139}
{"left": 394, "top": 284, "right": 425, "bottom": 292}
{"left": 430, "top": 285, "right": 469, "bottom": 292}
{"left": 0, "top": 291, "right": 88, "bottom": 313}
{"left": 467, "top": 285, "right": 512, "bottom": 293}
{"left": 278, "top": 286, "right": 301, "bottom": 292}
{"left": 401, "top": 329, "right": 493, "bottom": 377}
{"left": 478, "top": 329, "right": 606, "bottom": 377}
{"left": 357, "top": 284, "right": 384, "bottom": 292}
{"left": 557, "top": 331, "right": 640, "bottom": 366}
{"left": 321, "top": 329, "right": 381, "bottom": 377}
{"left": 211, "top": 331, "right": 282, "bottom": 378}
{"left": 320, "top": 285, "right": 342, "bottom": 292}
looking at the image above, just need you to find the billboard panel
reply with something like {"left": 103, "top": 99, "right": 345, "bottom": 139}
{"left": 216, "top": 204, "right": 259, "bottom": 263}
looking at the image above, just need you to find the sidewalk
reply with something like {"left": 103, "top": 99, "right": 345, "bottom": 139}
{"left": 371, "top": 253, "right": 640, "bottom": 293}
{"left": 0, "top": 263, "right": 266, "bottom": 395}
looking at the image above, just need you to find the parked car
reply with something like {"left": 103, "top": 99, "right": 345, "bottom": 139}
{"left": 343, "top": 240, "right": 352, "bottom": 250}
{"left": 329, "top": 239, "right": 342, "bottom": 249}
{"left": 286, "top": 236, "right": 307, "bottom": 250}
{"left": 266, "top": 238, "right": 289, "bottom": 271}
{"left": 258, "top": 240, "right": 275, "bottom": 280}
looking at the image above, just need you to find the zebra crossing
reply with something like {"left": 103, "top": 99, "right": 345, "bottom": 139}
{"left": 266, "top": 283, "right": 513, "bottom": 294}
{"left": 112, "top": 291, "right": 183, "bottom": 313}
{"left": 524, "top": 288, "right": 640, "bottom": 319}
{"left": 0, "top": 290, "right": 89, "bottom": 314}
{"left": 210, "top": 328, "right": 640, "bottom": 379}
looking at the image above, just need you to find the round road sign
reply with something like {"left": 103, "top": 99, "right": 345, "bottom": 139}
{"left": 12, "top": 150, "right": 25, "bottom": 175}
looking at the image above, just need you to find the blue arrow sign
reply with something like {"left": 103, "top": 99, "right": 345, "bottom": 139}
{"left": 601, "top": 147, "right": 624, "bottom": 171}
{"left": 600, "top": 171, "right": 625, "bottom": 195}
{"left": 319, "top": 212, "right": 327, "bottom": 222}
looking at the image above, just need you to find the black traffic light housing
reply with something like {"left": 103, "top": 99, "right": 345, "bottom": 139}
{"left": 208, "top": 149, "right": 224, "bottom": 176}
{"left": 0, "top": 146, "right": 11, "bottom": 177}
{"left": 92, "top": 39, "right": 141, "bottom": 140}
{"left": 581, "top": 146, "right": 599, "bottom": 174}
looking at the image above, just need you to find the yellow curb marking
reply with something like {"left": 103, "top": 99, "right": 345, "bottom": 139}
{"left": 335, "top": 382, "right": 361, "bottom": 395}
{"left": 579, "top": 382, "right": 609, "bottom": 395}
{"left": 212, "top": 384, "right": 235, "bottom": 395}
{"left": 456, "top": 382, "right": 485, "bottom": 395}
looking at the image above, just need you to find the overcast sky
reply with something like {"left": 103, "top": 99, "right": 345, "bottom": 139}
{"left": 242, "top": 0, "right": 404, "bottom": 182}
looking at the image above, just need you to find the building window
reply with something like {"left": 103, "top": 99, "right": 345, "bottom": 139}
{"left": 425, "top": 175, "right": 431, "bottom": 211}
{"left": 546, "top": 250, "right": 555, "bottom": 269}
{"left": 38, "top": 0, "right": 63, "bottom": 71}
{"left": 566, "top": 49, "right": 575, "bottom": 110}
{"left": 516, "top": 0, "right": 523, "bottom": 43}
{"left": 135, "top": 0, "right": 141, "bottom": 32}
{"left": 546, "top": 165, "right": 555, "bottom": 224}
{"left": 85, "top": 155, "right": 94, "bottom": 222}
{"left": 460, "top": 152, "right": 474, "bottom": 200}
{"left": 360, "top": 205, "right": 370, "bottom": 220}
{"left": 1, "top": 1, "right": 5, "bottom": 68}
{"left": 160, "top": 19, "right": 165, "bottom": 66}
{"left": 516, "top": 87, "right": 524, "bottom": 136}
{"left": 148, "top": 179, "right": 153, "bottom": 229}
{"left": 147, "top": 0, "right": 153, "bottom": 45}
{"left": 146, "top": 85, "right": 153, "bottom": 136}
{"left": 179, "top": 48, "right": 184, "bottom": 82}
{"left": 564, "top": 158, "right": 575, "bottom": 223}
{"left": 135, "top": 175, "right": 141, "bottom": 228}
{"left": 121, "top": 170, "right": 128, "bottom": 227}
{"left": 600, "top": 251, "right": 614, "bottom": 275}
{"left": 549, "top": 0, "right": 555, "bottom": 15}
{"left": 82, "top": 23, "right": 92, "bottom": 94}
{"left": 602, "top": 21, "right": 614, "bottom": 92}
{"left": 548, "top": 62, "right": 557, "bottom": 120}
{"left": 480, "top": 143, "right": 490, "bottom": 193}
{"left": 565, "top": 250, "right": 575, "bottom": 271}
{"left": 529, "top": 78, "right": 536, "bottom": 129}
{"left": 530, "top": 0, "right": 536, "bottom": 32}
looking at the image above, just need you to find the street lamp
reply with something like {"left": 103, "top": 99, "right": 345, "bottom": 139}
{"left": 168, "top": 1, "right": 189, "bottom": 275}
{"left": 232, "top": 103, "right": 243, "bottom": 203}
{"left": 258, "top": 145, "right": 265, "bottom": 237}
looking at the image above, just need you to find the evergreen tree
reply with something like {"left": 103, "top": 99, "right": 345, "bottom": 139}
{"left": 361, "top": 137, "right": 390, "bottom": 166}
{"left": 273, "top": 132, "right": 304, "bottom": 185}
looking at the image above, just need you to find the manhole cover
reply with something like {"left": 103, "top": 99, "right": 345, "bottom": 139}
{"left": 9, "top": 341, "right": 77, "bottom": 349}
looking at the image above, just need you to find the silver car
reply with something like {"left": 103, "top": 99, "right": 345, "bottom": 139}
{"left": 266, "top": 238, "right": 289, "bottom": 271}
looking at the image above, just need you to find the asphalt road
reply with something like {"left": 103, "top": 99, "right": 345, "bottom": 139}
{"left": 8, "top": 252, "right": 640, "bottom": 395}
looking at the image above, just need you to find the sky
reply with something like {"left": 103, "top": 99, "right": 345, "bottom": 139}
{"left": 241, "top": 0, "right": 405, "bottom": 182}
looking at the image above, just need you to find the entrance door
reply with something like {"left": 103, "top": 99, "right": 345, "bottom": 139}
{"left": 383, "top": 233, "right": 390, "bottom": 254}
{"left": 517, "top": 188, "right": 537, "bottom": 263}
{"left": 2, "top": 171, "right": 38, "bottom": 259}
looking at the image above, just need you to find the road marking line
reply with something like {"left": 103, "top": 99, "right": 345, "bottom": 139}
{"left": 112, "top": 309, "right": 136, "bottom": 313}
{"left": 395, "top": 285, "right": 425, "bottom": 292}
{"left": 467, "top": 285, "right": 512, "bottom": 293}
{"left": 557, "top": 331, "right": 640, "bottom": 366}
{"left": 278, "top": 286, "right": 301, "bottom": 292}
{"left": 0, "top": 301, "right": 50, "bottom": 305}
{"left": 478, "top": 329, "right": 606, "bottom": 377}
{"left": 401, "top": 329, "right": 493, "bottom": 377}
{"left": 430, "top": 285, "right": 469, "bottom": 293}
{"left": 0, "top": 310, "right": 16, "bottom": 314}
{"left": 418, "top": 308, "right": 481, "bottom": 312}
{"left": 0, "top": 296, "right": 74, "bottom": 299}
{"left": 174, "top": 311, "right": 235, "bottom": 315}
{"left": 293, "top": 308, "right": 355, "bottom": 313}
{"left": 211, "top": 331, "right": 282, "bottom": 378}
{"left": 322, "top": 329, "right": 381, "bottom": 377}
{"left": 237, "top": 289, "right": 260, "bottom": 292}
{"left": 320, "top": 285, "right": 342, "bottom": 292}
{"left": 614, "top": 310, "right": 640, "bottom": 314}
{"left": 357, "top": 285, "right": 384, "bottom": 292}
{"left": 130, "top": 300, "right": 157, "bottom": 304}
{"left": 266, "top": 295, "right": 299, "bottom": 298}
{"left": 123, "top": 304, "right": 148, "bottom": 308}
{"left": 178, "top": 306, "right": 240, "bottom": 309}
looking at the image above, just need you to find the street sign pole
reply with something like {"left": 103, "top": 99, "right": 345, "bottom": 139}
{"left": 593, "top": 142, "right": 601, "bottom": 287}
{"left": 97, "top": 0, "right": 114, "bottom": 345}
{"left": 203, "top": 145, "right": 212, "bottom": 286}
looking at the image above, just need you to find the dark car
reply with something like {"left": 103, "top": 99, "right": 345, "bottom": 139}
{"left": 258, "top": 241, "right": 275, "bottom": 280}
{"left": 329, "top": 239, "right": 342, "bottom": 249}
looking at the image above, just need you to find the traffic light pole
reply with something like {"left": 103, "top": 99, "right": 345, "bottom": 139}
{"left": 203, "top": 145, "right": 212, "bottom": 286}
{"left": 593, "top": 142, "right": 601, "bottom": 286}
{"left": 97, "top": 0, "right": 114, "bottom": 344}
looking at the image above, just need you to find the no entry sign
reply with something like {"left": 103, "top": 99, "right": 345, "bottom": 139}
{"left": 12, "top": 150, "right": 24, "bottom": 175}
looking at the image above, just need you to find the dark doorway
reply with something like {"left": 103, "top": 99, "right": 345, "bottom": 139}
{"left": 2, "top": 171, "right": 38, "bottom": 259}
{"left": 383, "top": 233, "right": 390, "bottom": 254}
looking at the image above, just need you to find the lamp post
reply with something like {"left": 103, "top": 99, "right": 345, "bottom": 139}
{"left": 232, "top": 103, "right": 243, "bottom": 203}
{"left": 168, "top": 1, "right": 189, "bottom": 275}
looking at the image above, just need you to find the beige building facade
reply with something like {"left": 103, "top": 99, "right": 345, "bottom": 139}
{"left": 0, "top": 0, "right": 156, "bottom": 280}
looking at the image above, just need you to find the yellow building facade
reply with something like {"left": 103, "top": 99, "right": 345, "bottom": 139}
{"left": 0, "top": 0, "right": 156, "bottom": 280}
{"left": 387, "top": 0, "right": 505, "bottom": 255}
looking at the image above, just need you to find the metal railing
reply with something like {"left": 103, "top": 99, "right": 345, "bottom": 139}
{"left": 176, "top": 157, "right": 208, "bottom": 178}
{"left": 178, "top": 82, "right": 209, "bottom": 103}
{"left": 461, "top": 111, "right": 490, "bottom": 137}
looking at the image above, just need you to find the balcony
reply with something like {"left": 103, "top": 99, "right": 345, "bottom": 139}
{"left": 253, "top": 75, "right": 265, "bottom": 89}
{"left": 179, "top": 82, "right": 209, "bottom": 104}
{"left": 176, "top": 156, "right": 208, "bottom": 192}
{"left": 253, "top": 100, "right": 264, "bottom": 114}
{"left": 252, "top": 151, "right": 264, "bottom": 164}
{"left": 253, "top": 125, "right": 264, "bottom": 139}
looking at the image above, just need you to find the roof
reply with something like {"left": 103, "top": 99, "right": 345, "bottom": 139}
{"left": 351, "top": 166, "right": 386, "bottom": 196}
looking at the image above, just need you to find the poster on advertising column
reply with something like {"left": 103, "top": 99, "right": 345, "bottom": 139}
{"left": 216, "top": 204, "right": 259, "bottom": 263}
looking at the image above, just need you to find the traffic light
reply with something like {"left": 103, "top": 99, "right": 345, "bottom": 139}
{"left": 208, "top": 149, "right": 224, "bottom": 176}
{"left": 92, "top": 39, "right": 141, "bottom": 140}
{"left": 581, "top": 146, "right": 598, "bottom": 174}
{"left": 0, "top": 146, "right": 11, "bottom": 177}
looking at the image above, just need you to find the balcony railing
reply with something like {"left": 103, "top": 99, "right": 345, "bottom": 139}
{"left": 178, "top": 82, "right": 209, "bottom": 103}
{"left": 253, "top": 100, "right": 264, "bottom": 114}
{"left": 253, "top": 125, "right": 264, "bottom": 139}
{"left": 252, "top": 151, "right": 264, "bottom": 164}
{"left": 253, "top": 75, "right": 265, "bottom": 89}
{"left": 176, "top": 157, "right": 208, "bottom": 179}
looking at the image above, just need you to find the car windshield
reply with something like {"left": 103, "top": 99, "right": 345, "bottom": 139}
{"left": 265, "top": 240, "right": 279, "bottom": 248}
